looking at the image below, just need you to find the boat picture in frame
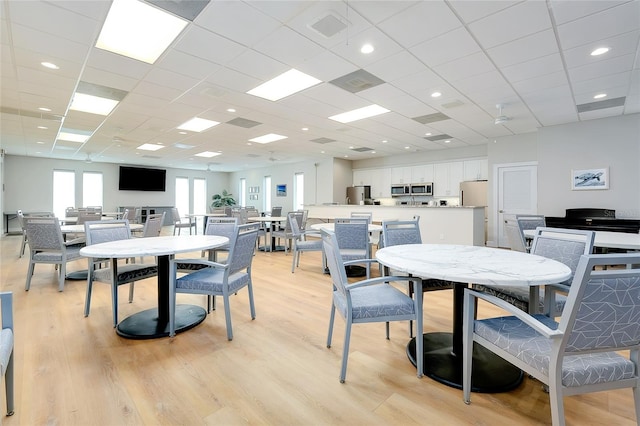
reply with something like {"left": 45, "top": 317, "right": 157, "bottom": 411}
{"left": 571, "top": 167, "right": 609, "bottom": 190}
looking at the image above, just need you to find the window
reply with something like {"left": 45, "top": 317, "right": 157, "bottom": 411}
{"left": 53, "top": 170, "right": 75, "bottom": 218}
{"left": 263, "top": 176, "right": 271, "bottom": 212}
{"left": 83, "top": 172, "right": 103, "bottom": 208}
{"left": 294, "top": 172, "right": 304, "bottom": 210}
{"left": 193, "top": 178, "right": 206, "bottom": 215}
{"left": 175, "top": 177, "right": 189, "bottom": 215}
{"left": 239, "top": 178, "right": 246, "bottom": 207}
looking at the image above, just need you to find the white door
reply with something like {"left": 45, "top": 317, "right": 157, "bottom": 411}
{"left": 495, "top": 163, "right": 538, "bottom": 248}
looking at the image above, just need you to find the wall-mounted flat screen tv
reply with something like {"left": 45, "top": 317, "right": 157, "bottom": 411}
{"left": 118, "top": 166, "right": 166, "bottom": 191}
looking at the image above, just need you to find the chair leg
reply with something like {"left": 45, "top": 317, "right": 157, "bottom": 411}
{"left": 549, "top": 377, "right": 565, "bottom": 426}
{"left": 462, "top": 292, "right": 475, "bottom": 404}
{"left": 25, "top": 262, "right": 35, "bottom": 291}
{"left": 128, "top": 283, "right": 134, "bottom": 303}
{"left": 326, "top": 305, "right": 336, "bottom": 348}
{"left": 111, "top": 283, "right": 119, "bottom": 328}
{"left": 5, "top": 352, "right": 14, "bottom": 416}
{"left": 223, "top": 294, "right": 234, "bottom": 341}
{"left": 247, "top": 280, "right": 256, "bottom": 320}
{"left": 58, "top": 263, "right": 66, "bottom": 292}
{"left": 84, "top": 275, "right": 94, "bottom": 317}
{"left": 339, "top": 319, "right": 353, "bottom": 383}
{"left": 291, "top": 250, "right": 297, "bottom": 273}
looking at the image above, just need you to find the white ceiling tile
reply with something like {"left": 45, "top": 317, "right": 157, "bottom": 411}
{"left": 410, "top": 27, "right": 481, "bottom": 67}
{"left": 486, "top": 29, "right": 559, "bottom": 68}
{"left": 10, "top": 24, "right": 91, "bottom": 63}
{"left": 296, "top": 49, "right": 357, "bottom": 83}
{"left": 572, "top": 71, "right": 631, "bottom": 96}
{"left": 156, "top": 50, "right": 220, "bottom": 81}
{"left": 348, "top": 1, "right": 418, "bottom": 24}
{"left": 512, "top": 71, "right": 570, "bottom": 95}
{"left": 549, "top": 0, "right": 628, "bottom": 25}
{"left": 86, "top": 49, "right": 151, "bottom": 80}
{"left": 377, "top": 1, "right": 462, "bottom": 48}
{"left": 366, "top": 51, "right": 428, "bottom": 83}
{"left": 563, "top": 30, "right": 640, "bottom": 69}
{"left": 568, "top": 54, "right": 636, "bottom": 83}
{"left": 174, "top": 26, "right": 247, "bottom": 65}
{"left": 432, "top": 52, "right": 496, "bottom": 82}
{"left": 330, "top": 27, "right": 404, "bottom": 68}
{"left": 449, "top": 1, "right": 520, "bottom": 23}
{"left": 556, "top": 1, "right": 640, "bottom": 49}
{"left": 501, "top": 53, "right": 564, "bottom": 83}
{"left": 253, "top": 26, "right": 325, "bottom": 66}
{"left": 469, "top": 1, "right": 552, "bottom": 49}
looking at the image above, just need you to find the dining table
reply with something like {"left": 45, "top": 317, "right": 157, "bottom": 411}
{"left": 376, "top": 243, "right": 571, "bottom": 393}
{"left": 523, "top": 228, "right": 640, "bottom": 251}
{"left": 246, "top": 216, "right": 288, "bottom": 251}
{"left": 79, "top": 235, "right": 229, "bottom": 339}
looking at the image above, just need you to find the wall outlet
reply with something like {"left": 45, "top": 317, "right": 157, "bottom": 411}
{"left": 439, "top": 233, "right": 445, "bottom": 240}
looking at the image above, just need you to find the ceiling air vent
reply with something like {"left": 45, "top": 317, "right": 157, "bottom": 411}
{"left": 424, "top": 134, "right": 452, "bottom": 142}
{"left": 412, "top": 112, "right": 450, "bottom": 124}
{"left": 329, "top": 69, "right": 385, "bottom": 93}
{"left": 310, "top": 137, "right": 336, "bottom": 144}
{"left": 227, "top": 117, "right": 262, "bottom": 128}
{"left": 577, "top": 97, "right": 625, "bottom": 113}
{"left": 146, "top": 0, "right": 210, "bottom": 21}
{"left": 246, "top": 153, "right": 260, "bottom": 158}
{"left": 351, "top": 147, "right": 374, "bottom": 152}
{"left": 309, "top": 13, "right": 348, "bottom": 38}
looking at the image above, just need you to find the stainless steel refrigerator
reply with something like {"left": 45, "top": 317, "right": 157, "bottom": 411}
{"left": 346, "top": 185, "right": 371, "bottom": 205}
{"left": 460, "top": 180, "right": 487, "bottom": 207}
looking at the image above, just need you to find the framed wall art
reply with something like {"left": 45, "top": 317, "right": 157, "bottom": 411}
{"left": 571, "top": 167, "right": 609, "bottom": 190}
{"left": 276, "top": 184, "right": 287, "bottom": 197}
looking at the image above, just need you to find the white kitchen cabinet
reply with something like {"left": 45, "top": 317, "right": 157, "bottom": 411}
{"left": 353, "top": 169, "right": 372, "bottom": 186}
{"left": 411, "top": 164, "right": 434, "bottom": 183}
{"left": 391, "top": 166, "right": 412, "bottom": 184}
{"left": 370, "top": 168, "right": 391, "bottom": 198}
{"left": 463, "top": 159, "right": 488, "bottom": 181}
{"left": 434, "top": 161, "right": 464, "bottom": 196}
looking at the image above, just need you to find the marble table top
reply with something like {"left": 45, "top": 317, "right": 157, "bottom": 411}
{"left": 310, "top": 222, "right": 382, "bottom": 232}
{"left": 61, "top": 223, "right": 143, "bottom": 234}
{"left": 246, "top": 216, "right": 288, "bottom": 223}
{"left": 523, "top": 228, "right": 640, "bottom": 250}
{"left": 80, "top": 235, "right": 228, "bottom": 258}
{"left": 376, "top": 244, "right": 571, "bottom": 287}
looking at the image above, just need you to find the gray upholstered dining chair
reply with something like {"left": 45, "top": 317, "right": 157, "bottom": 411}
{"left": 474, "top": 227, "right": 595, "bottom": 316}
{"left": 289, "top": 212, "right": 323, "bottom": 273}
{"left": 169, "top": 223, "right": 259, "bottom": 340}
{"left": 463, "top": 252, "right": 640, "bottom": 426}
{"left": 516, "top": 214, "right": 546, "bottom": 252}
{"left": 139, "top": 212, "right": 165, "bottom": 238}
{"left": 0, "top": 292, "right": 15, "bottom": 418}
{"left": 333, "top": 219, "right": 371, "bottom": 279}
{"left": 504, "top": 218, "right": 527, "bottom": 252}
{"left": 83, "top": 220, "right": 158, "bottom": 327}
{"left": 322, "top": 229, "right": 424, "bottom": 383}
{"left": 272, "top": 211, "right": 303, "bottom": 253}
{"left": 23, "top": 216, "right": 84, "bottom": 292}
{"left": 171, "top": 207, "right": 196, "bottom": 235}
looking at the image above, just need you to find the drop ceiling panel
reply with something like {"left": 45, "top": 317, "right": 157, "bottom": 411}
{"left": 157, "top": 50, "right": 219, "bottom": 81}
{"left": 567, "top": 54, "right": 636, "bottom": 83}
{"left": 548, "top": 0, "right": 627, "bottom": 25}
{"left": 80, "top": 66, "right": 139, "bottom": 92}
{"left": 330, "top": 27, "right": 404, "bottom": 68}
{"left": 365, "top": 50, "right": 427, "bottom": 82}
{"left": 449, "top": 1, "right": 518, "bottom": 23}
{"left": 410, "top": 26, "right": 481, "bottom": 67}
{"left": 253, "top": 26, "right": 326, "bottom": 66}
{"left": 432, "top": 52, "right": 496, "bottom": 82}
{"left": 86, "top": 49, "right": 151, "bottom": 80}
{"left": 486, "top": 29, "right": 559, "bottom": 69}
{"left": 501, "top": 53, "right": 564, "bottom": 83}
{"left": 563, "top": 30, "right": 640, "bottom": 69}
{"left": 174, "top": 25, "right": 246, "bottom": 66}
{"left": 10, "top": 24, "right": 91, "bottom": 63}
{"left": 296, "top": 49, "right": 357, "bottom": 82}
{"left": 512, "top": 71, "right": 569, "bottom": 95}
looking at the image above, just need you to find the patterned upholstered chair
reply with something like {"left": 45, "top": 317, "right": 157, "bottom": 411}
{"left": 272, "top": 211, "right": 303, "bottom": 253}
{"left": 83, "top": 220, "right": 158, "bottom": 327}
{"left": 168, "top": 223, "right": 259, "bottom": 340}
{"left": 289, "top": 212, "right": 323, "bottom": 273}
{"left": 24, "top": 216, "right": 84, "bottom": 292}
{"left": 474, "top": 227, "right": 595, "bottom": 316}
{"left": 202, "top": 217, "right": 238, "bottom": 262}
{"left": 0, "top": 292, "right": 15, "bottom": 418}
{"left": 171, "top": 207, "right": 196, "bottom": 235}
{"left": 139, "top": 212, "right": 165, "bottom": 238}
{"left": 504, "top": 218, "right": 527, "bottom": 252}
{"left": 333, "top": 219, "right": 371, "bottom": 279}
{"left": 322, "top": 229, "right": 424, "bottom": 383}
{"left": 463, "top": 253, "right": 640, "bottom": 426}
{"left": 381, "top": 219, "right": 454, "bottom": 336}
{"left": 516, "top": 214, "right": 546, "bottom": 252}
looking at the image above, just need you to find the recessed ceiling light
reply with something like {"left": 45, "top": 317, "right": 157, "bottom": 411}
{"left": 349, "top": 146, "right": 354, "bottom": 149}
{"left": 329, "top": 104, "right": 390, "bottom": 123}
{"left": 95, "top": 0, "right": 188, "bottom": 64}
{"left": 302, "top": 127, "right": 309, "bottom": 131}
{"left": 36, "top": 141, "right": 45, "bottom": 144}
{"left": 177, "top": 117, "right": 220, "bottom": 132}
{"left": 41, "top": 62, "right": 59, "bottom": 70}
{"left": 137, "top": 143, "right": 164, "bottom": 151}
{"left": 382, "top": 140, "right": 387, "bottom": 143}
{"left": 321, "top": 150, "right": 325, "bottom": 154}
{"left": 593, "top": 93, "right": 607, "bottom": 99}
{"left": 444, "top": 140, "right": 451, "bottom": 143}
{"left": 70, "top": 93, "right": 119, "bottom": 115}
{"left": 590, "top": 47, "right": 609, "bottom": 56}
{"left": 371, "top": 151, "right": 376, "bottom": 154}
{"left": 37, "top": 126, "right": 48, "bottom": 130}
{"left": 38, "top": 107, "right": 51, "bottom": 112}
{"left": 247, "top": 69, "right": 321, "bottom": 101}
{"left": 404, "top": 146, "right": 410, "bottom": 149}
{"left": 249, "top": 133, "right": 288, "bottom": 144}
{"left": 227, "top": 108, "right": 236, "bottom": 113}
{"left": 431, "top": 92, "right": 442, "bottom": 98}
{"left": 195, "top": 151, "right": 221, "bottom": 158}
{"left": 360, "top": 43, "right": 374, "bottom": 54}
{"left": 344, "top": 155, "right": 349, "bottom": 158}
{"left": 425, "top": 132, "right": 432, "bottom": 136}
{"left": 178, "top": 131, "right": 187, "bottom": 135}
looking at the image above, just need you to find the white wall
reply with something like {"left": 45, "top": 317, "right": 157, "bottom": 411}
{"left": 3, "top": 156, "right": 229, "bottom": 214}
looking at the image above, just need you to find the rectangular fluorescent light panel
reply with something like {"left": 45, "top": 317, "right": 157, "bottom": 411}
{"left": 177, "top": 117, "right": 220, "bottom": 132}
{"left": 57, "top": 129, "right": 92, "bottom": 143}
{"left": 329, "top": 104, "right": 390, "bottom": 123}
{"left": 195, "top": 151, "right": 221, "bottom": 158}
{"left": 70, "top": 93, "right": 119, "bottom": 115}
{"left": 137, "top": 143, "right": 164, "bottom": 151}
{"left": 249, "top": 133, "right": 288, "bottom": 144}
{"left": 95, "top": 0, "right": 188, "bottom": 64}
{"left": 247, "top": 69, "right": 321, "bottom": 101}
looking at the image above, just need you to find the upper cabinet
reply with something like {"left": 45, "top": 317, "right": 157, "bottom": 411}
{"left": 463, "top": 159, "right": 488, "bottom": 181}
{"left": 370, "top": 168, "right": 391, "bottom": 198}
{"left": 353, "top": 169, "right": 372, "bottom": 186}
{"left": 411, "top": 164, "right": 434, "bottom": 183}
{"left": 391, "top": 166, "right": 412, "bottom": 184}
{"left": 434, "top": 161, "right": 464, "bottom": 196}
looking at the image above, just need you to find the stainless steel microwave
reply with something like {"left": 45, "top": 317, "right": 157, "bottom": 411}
{"left": 410, "top": 182, "right": 433, "bottom": 196}
{"left": 391, "top": 184, "right": 410, "bottom": 197}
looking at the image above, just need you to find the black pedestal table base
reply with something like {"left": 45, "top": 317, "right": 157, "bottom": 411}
{"left": 345, "top": 265, "right": 366, "bottom": 277}
{"left": 116, "top": 304, "right": 206, "bottom": 340}
{"left": 66, "top": 270, "right": 88, "bottom": 280}
{"left": 407, "top": 332, "right": 523, "bottom": 393}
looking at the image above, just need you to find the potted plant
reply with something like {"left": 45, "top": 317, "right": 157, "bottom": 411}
{"left": 211, "top": 190, "right": 236, "bottom": 209}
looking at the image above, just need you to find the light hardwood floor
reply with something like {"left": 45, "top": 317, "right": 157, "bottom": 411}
{"left": 0, "top": 228, "right": 636, "bottom": 425}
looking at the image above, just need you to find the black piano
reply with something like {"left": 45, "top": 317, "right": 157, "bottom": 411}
{"left": 546, "top": 208, "right": 640, "bottom": 234}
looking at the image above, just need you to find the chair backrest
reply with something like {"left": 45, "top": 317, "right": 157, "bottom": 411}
{"left": 17, "top": 210, "right": 25, "bottom": 230}
{"left": 282, "top": 211, "right": 304, "bottom": 233}
{"left": 77, "top": 211, "right": 102, "bottom": 224}
{"left": 270, "top": 207, "right": 282, "bottom": 217}
{"left": 350, "top": 211, "right": 372, "bottom": 224}
{"left": 227, "top": 223, "right": 259, "bottom": 276}
{"left": 321, "top": 230, "right": 349, "bottom": 297}
{"left": 142, "top": 212, "right": 165, "bottom": 237}
{"left": 557, "top": 253, "right": 640, "bottom": 354}
{"left": 23, "top": 217, "right": 65, "bottom": 251}
{"left": 334, "top": 221, "right": 369, "bottom": 251}
{"left": 288, "top": 212, "right": 304, "bottom": 238}
{"left": 246, "top": 208, "right": 260, "bottom": 219}
{"left": 65, "top": 207, "right": 77, "bottom": 217}
{"left": 223, "top": 206, "right": 233, "bottom": 217}
{"left": 382, "top": 220, "right": 422, "bottom": 247}
{"left": 205, "top": 216, "right": 238, "bottom": 235}
{"left": 504, "top": 218, "right": 526, "bottom": 252}
{"left": 84, "top": 220, "right": 132, "bottom": 245}
{"left": 134, "top": 208, "right": 142, "bottom": 224}
{"left": 170, "top": 207, "right": 182, "bottom": 223}
{"left": 120, "top": 209, "right": 131, "bottom": 221}
{"left": 530, "top": 227, "right": 595, "bottom": 283}
{"left": 516, "top": 214, "right": 545, "bottom": 231}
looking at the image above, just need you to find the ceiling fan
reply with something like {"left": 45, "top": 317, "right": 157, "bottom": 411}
{"left": 494, "top": 104, "right": 511, "bottom": 125}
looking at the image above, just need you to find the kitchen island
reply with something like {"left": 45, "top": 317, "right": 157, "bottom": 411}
{"left": 306, "top": 205, "right": 485, "bottom": 246}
